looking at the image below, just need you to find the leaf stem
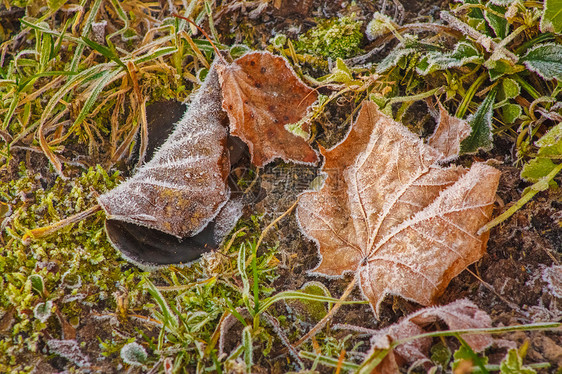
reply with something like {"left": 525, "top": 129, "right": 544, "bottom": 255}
{"left": 385, "top": 86, "right": 444, "bottom": 107}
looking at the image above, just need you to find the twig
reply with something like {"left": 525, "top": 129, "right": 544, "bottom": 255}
{"left": 292, "top": 276, "right": 358, "bottom": 349}
{"left": 466, "top": 268, "right": 529, "bottom": 318}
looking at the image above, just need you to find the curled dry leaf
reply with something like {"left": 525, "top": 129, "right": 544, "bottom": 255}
{"left": 428, "top": 102, "right": 471, "bottom": 161}
{"left": 98, "top": 66, "right": 237, "bottom": 266}
{"left": 97, "top": 51, "right": 321, "bottom": 267}
{"left": 297, "top": 101, "right": 501, "bottom": 316}
{"left": 104, "top": 197, "right": 243, "bottom": 268}
{"left": 368, "top": 299, "right": 493, "bottom": 373}
{"left": 217, "top": 51, "right": 319, "bottom": 167}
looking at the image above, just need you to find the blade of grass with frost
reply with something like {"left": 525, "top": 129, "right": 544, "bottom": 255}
{"left": 70, "top": 0, "right": 103, "bottom": 72}
{"left": 256, "top": 290, "right": 366, "bottom": 315}
{"left": 18, "top": 71, "right": 76, "bottom": 92}
{"left": 130, "top": 32, "right": 174, "bottom": 58}
{"left": 242, "top": 326, "right": 253, "bottom": 373}
{"left": 107, "top": 0, "right": 130, "bottom": 42}
{"left": 72, "top": 68, "right": 125, "bottom": 130}
{"left": 81, "top": 36, "right": 127, "bottom": 69}
{"left": 19, "top": 19, "right": 82, "bottom": 45}
{"left": 3, "top": 95, "right": 19, "bottom": 130}
{"left": 38, "top": 32, "right": 52, "bottom": 73}
{"left": 132, "top": 47, "right": 178, "bottom": 64}
{"left": 460, "top": 89, "right": 497, "bottom": 154}
{"left": 237, "top": 243, "right": 252, "bottom": 311}
{"left": 204, "top": 0, "right": 221, "bottom": 43}
{"left": 144, "top": 278, "right": 179, "bottom": 332}
{"left": 39, "top": 64, "right": 107, "bottom": 124}
{"left": 52, "top": 18, "right": 72, "bottom": 58}
{"left": 37, "top": 65, "right": 107, "bottom": 176}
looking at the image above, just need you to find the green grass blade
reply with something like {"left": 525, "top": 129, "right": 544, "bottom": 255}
{"left": 81, "top": 37, "right": 127, "bottom": 69}
{"left": 39, "top": 33, "right": 53, "bottom": 72}
{"left": 242, "top": 326, "right": 253, "bottom": 373}
{"left": 300, "top": 351, "right": 360, "bottom": 371}
{"left": 144, "top": 278, "right": 180, "bottom": 332}
{"left": 18, "top": 71, "right": 77, "bottom": 92}
{"left": 72, "top": 68, "right": 124, "bottom": 129}
{"left": 40, "top": 64, "right": 104, "bottom": 123}
{"left": 131, "top": 46, "right": 178, "bottom": 64}
{"left": 2, "top": 94, "right": 19, "bottom": 130}
{"left": 70, "top": 0, "right": 103, "bottom": 72}
{"left": 19, "top": 19, "right": 82, "bottom": 45}
{"left": 107, "top": 0, "right": 130, "bottom": 42}
{"left": 257, "top": 290, "right": 367, "bottom": 315}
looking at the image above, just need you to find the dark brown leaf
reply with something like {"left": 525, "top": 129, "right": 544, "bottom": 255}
{"left": 217, "top": 51, "right": 319, "bottom": 167}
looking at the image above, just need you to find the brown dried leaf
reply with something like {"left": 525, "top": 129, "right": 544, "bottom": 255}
{"left": 217, "top": 51, "right": 319, "bottom": 167}
{"left": 369, "top": 299, "right": 493, "bottom": 372}
{"left": 297, "top": 101, "right": 501, "bottom": 316}
{"left": 428, "top": 102, "right": 471, "bottom": 161}
{"left": 98, "top": 66, "right": 230, "bottom": 239}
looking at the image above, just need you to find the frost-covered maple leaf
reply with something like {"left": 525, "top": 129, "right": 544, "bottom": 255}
{"left": 217, "top": 51, "right": 319, "bottom": 167}
{"left": 297, "top": 101, "right": 501, "bottom": 316}
{"left": 428, "top": 102, "right": 471, "bottom": 161}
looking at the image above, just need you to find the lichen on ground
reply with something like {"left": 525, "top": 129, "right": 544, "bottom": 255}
{"left": 0, "top": 166, "right": 147, "bottom": 372}
{"left": 295, "top": 15, "right": 364, "bottom": 59}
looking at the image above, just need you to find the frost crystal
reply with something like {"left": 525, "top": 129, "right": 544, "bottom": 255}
{"left": 47, "top": 339, "right": 91, "bottom": 367}
{"left": 542, "top": 265, "right": 562, "bottom": 298}
{"left": 120, "top": 342, "right": 148, "bottom": 366}
{"left": 366, "top": 12, "right": 393, "bottom": 41}
{"left": 33, "top": 300, "right": 53, "bottom": 323}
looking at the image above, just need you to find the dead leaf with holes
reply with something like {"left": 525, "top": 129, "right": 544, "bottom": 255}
{"left": 297, "top": 101, "right": 501, "bottom": 316}
{"left": 217, "top": 51, "right": 319, "bottom": 167}
{"left": 365, "top": 299, "right": 493, "bottom": 373}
